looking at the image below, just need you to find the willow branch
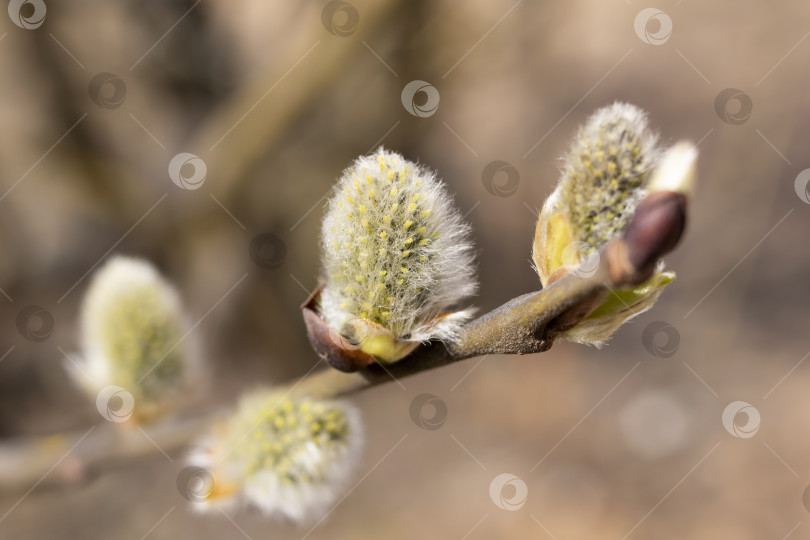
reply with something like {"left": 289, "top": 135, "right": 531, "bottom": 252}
{"left": 0, "top": 262, "right": 607, "bottom": 493}
{"left": 0, "top": 184, "right": 687, "bottom": 492}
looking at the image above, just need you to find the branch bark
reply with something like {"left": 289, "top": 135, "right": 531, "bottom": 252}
{"left": 0, "top": 181, "right": 686, "bottom": 492}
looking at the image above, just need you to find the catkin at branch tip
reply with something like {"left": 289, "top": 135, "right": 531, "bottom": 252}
{"left": 558, "top": 102, "right": 660, "bottom": 251}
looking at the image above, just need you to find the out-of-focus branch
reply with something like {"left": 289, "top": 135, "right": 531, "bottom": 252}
{"left": 0, "top": 412, "right": 216, "bottom": 493}
{"left": 191, "top": 0, "right": 405, "bottom": 206}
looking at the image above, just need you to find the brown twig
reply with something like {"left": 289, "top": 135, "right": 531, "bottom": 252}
{"left": 0, "top": 261, "right": 607, "bottom": 493}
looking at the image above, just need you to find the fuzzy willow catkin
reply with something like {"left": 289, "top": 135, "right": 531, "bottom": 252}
{"left": 74, "top": 256, "right": 192, "bottom": 423}
{"left": 534, "top": 102, "right": 661, "bottom": 285}
{"left": 318, "top": 147, "right": 476, "bottom": 362}
{"left": 533, "top": 103, "right": 696, "bottom": 346}
{"left": 188, "top": 390, "right": 362, "bottom": 523}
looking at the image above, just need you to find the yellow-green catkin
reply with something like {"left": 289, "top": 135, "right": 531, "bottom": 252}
{"left": 561, "top": 102, "right": 659, "bottom": 251}
{"left": 533, "top": 103, "right": 696, "bottom": 346}
{"left": 75, "top": 256, "right": 192, "bottom": 423}
{"left": 319, "top": 147, "right": 476, "bottom": 361}
{"left": 534, "top": 103, "right": 660, "bottom": 285}
{"left": 188, "top": 389, "right": 362, "bottom": 523}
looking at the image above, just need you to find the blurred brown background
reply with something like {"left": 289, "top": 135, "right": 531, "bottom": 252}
{"left": 2, "top": 0, "right": 810, "bottom": 538}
